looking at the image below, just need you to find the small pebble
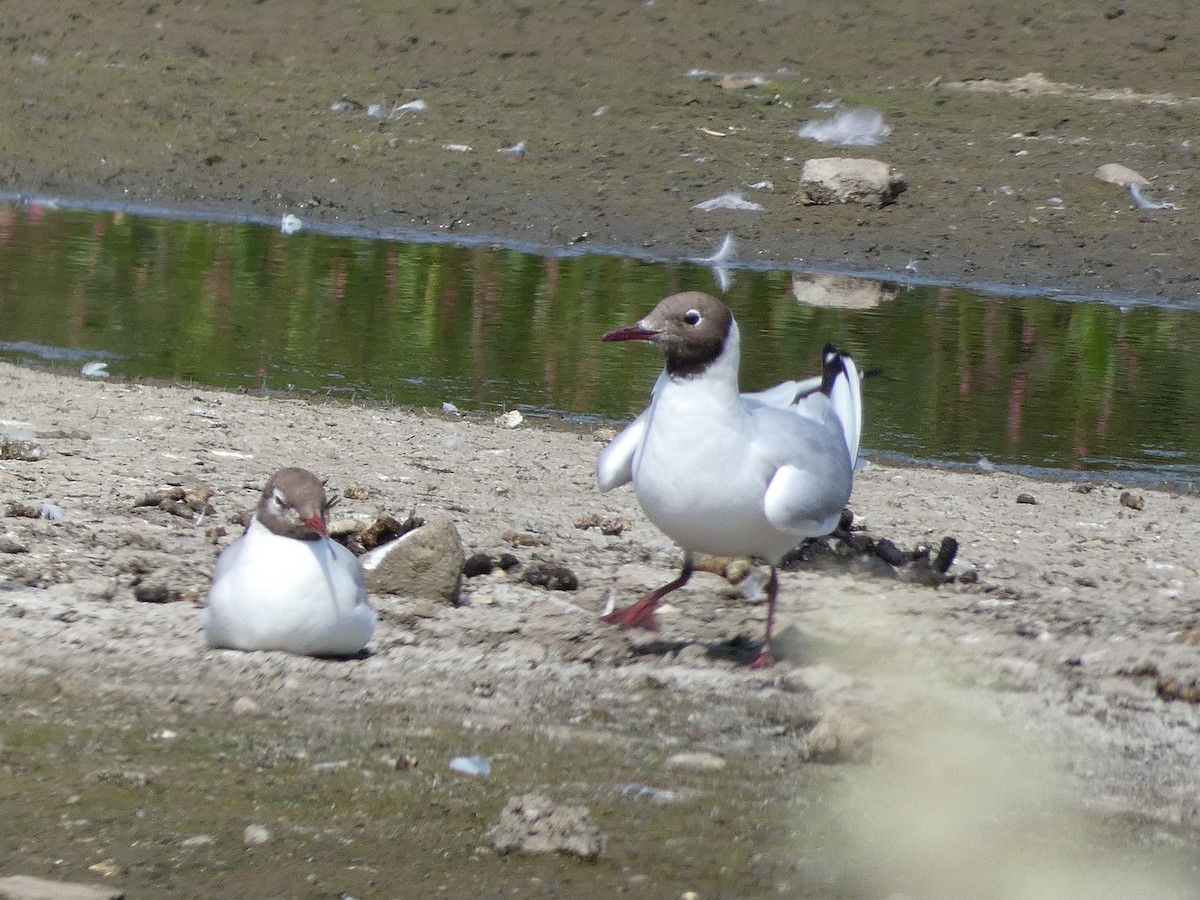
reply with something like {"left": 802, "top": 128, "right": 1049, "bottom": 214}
{"left": 523, "top": 563, "right": 579, "bottom": 591}
{"left": 615, "top": 783, "right": 682, "bottom": 804}
{"left": 342, "top": 482, "right": 371, "bottom": 500}
{"left": 463, "top": 553, "right": 496, "bottom": 577}
{"left": 801, "top": 706, "right": 874, "bottom": 763}
{"left": 0, "top": 436, "right": 45, "bottom": 461}
{"left": 1120, "top": 491, "right": 1144, "bottom": 511}
{"left": 665, "top": 751, "right": 726, "bottom": 772}
{"left": 133, "top": 581, "right": 172, "bottom": 603}
{"left": 1016, "top": 493, "right": 1037, "bottom": 505}
{"left": 232, "top": 696, "right": 261, "bottom": 716}
{"left": 88, "top": 859, "right": 126, "bottom": 878}
{"left": 243, "top": 823, "right": 272, "bottom": 847}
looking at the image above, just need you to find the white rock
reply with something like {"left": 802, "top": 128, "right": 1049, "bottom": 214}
{"left": 1094, "top": 163, "right": 1148, "bottom": 187}
{"left": 800, "top": 706, "right": 875, "bottom": 763}
{"left": 665, "top": 751, "right": 726, "bottom": 772}
{"left": 0, "top": 875, "right": 123, "bottom": 900}
{"left": 798, "top": 158, "right": 907, "bottom": 207}
{"left": 243, "top": 823, "right": 272, "bottom": 846}
{"left": 232, "top": 696, "right": 262, "bottom": 716}
{"left": 490, "top": 793, "right": 605, "bottom": 860}
{"left": 360, "top": 518, "right": 465, "bottom": 603}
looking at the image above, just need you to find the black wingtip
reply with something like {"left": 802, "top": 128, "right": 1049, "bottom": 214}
{"left": 820, "top": 345, "right": 848, "bottom": 396}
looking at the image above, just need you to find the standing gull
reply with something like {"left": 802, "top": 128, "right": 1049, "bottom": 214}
{"left": 204, "top": 467, "right": 375, "bottom": 656}
{"left": 596, "top": 292, "right": 863, "bottom": 667}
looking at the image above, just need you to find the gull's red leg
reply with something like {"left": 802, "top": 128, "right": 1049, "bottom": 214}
{"left": 602, "top": 554, "right": 694, "bottom": 632}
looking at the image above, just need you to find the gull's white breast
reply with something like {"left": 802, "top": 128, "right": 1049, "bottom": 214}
{"left": 204, "top": 517, "right": 375, "bottom": 656}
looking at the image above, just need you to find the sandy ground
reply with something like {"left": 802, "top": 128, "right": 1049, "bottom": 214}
{"left": 3, "top": 362, "right": 1200, "bottom": 896}
{"left": 2, "top": 1, "right": 1200, "bottom": 300}
{"left": 5, "top": 2, "right": 1200, "bottom": 896}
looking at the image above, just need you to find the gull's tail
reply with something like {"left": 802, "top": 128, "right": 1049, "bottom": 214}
{"left": 819, "top": 344, "right": 864, "bottom": 465}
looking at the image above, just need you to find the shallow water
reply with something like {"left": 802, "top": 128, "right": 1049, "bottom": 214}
{"left": 2, "top": 202, "right": 1199, "bottom": 484}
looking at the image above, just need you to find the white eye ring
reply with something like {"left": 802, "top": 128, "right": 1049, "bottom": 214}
{"left": 684, "top": 309, "right": 701, "bottom": 326}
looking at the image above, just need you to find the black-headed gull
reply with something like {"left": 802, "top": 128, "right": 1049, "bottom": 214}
{"left": 204, "top": 467, "right": 375, "bottom": 656}
{"left": 596, "top": 292, "right": 863, "bottom": 667}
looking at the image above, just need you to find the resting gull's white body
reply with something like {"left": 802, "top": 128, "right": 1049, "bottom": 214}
{"left": 204, "top": 467, "right": 375, "bottom": 657}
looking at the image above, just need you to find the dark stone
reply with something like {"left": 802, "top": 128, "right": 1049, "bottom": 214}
{"left": 360, "top": 513, "right": 423, "bottom": 550}
{"left": 1119, "top": 491, "right": 1144, "bottom": 511}
{"left": 873, "top": 538, "right": 909, "bottom": 567}
{"left": 133, "top": 581, "right": 172, "bottom": 603}
{"left": 523, "top": 563, "right": 579, "bottom": 591}
{"left": 0, "top": 536, "right": 29, "bottom": 554}
{"left": 1158, "top": 676, "right": 1200, "bottom": 703}
{"left": 462, "top": 553, "right": 495, "bottom": 577}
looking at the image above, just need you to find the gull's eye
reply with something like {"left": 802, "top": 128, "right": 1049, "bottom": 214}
{"left": 684, "top": 309, "right": 701, "bottom": 326}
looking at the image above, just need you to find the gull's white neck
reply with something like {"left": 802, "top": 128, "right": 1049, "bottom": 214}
{"left": 659, "top": 319, "right": 742, "bottom": 409}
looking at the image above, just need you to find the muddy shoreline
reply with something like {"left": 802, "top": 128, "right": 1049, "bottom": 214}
{"left": 3, "top": 1, "right": 1200, "bottom": 301}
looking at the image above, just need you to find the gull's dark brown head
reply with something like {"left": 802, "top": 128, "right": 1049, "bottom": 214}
{"left": 257, "top": 467, "right": 332, "bottom": 541}
{"left": 602, "top": 292, "right": 734, "bottom": 378}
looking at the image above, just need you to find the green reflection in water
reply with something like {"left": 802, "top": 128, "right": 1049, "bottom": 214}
{"left": 0, "top": 203, "right": 1198, "bottom": 482}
